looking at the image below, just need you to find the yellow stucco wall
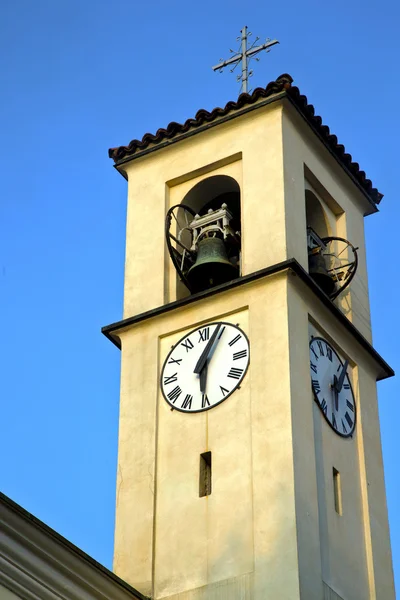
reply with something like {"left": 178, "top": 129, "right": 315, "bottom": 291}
{"left": 114, "top": 272, "right": 301, "bottom": 599}
{"left": 287, "top": 275, "right": 394, "bottom": 600}
{"left": 121, "top": 98, "right": 374, "bottom": 340}
{"left": 282, "top": 107, "right": 373, "bottom": 342}
{"left": 121, "top": 102, "right": 286, "bottom": 318}
{"left": 113, "top": 268, "right": 394, "bottom": 600}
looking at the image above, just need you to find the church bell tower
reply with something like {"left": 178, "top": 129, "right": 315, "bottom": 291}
{"left": 103, "top": 73, "right": 395, "bottom": 600}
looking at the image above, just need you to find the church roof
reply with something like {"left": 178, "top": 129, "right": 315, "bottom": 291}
{"left": 108, "top": 73, "right": 382, "bottom": 206}
{"left": 0, "top": 492, "right": 148, "bottom": 600}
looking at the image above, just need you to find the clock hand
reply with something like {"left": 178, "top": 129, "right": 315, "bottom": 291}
{"left": 336, "top": 359, "right": 349, "bottom": 393}
{"left": 194, "top": 323, "right": 222, "bottom": 374}
{"left": 333, "top": 374, "right": 339, "bottom": 411}
{"left": 199, "top": 361, "right": 208, "bottom": 394}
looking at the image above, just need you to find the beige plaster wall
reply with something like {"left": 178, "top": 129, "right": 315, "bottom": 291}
{"left": 121, "top": 102, "right": 286, "bottom": 319}
{"left": 113, "top": 272, "right": 301, "bottom": 600}
{"left": 282, "top": 106, "right": 374, "bottom": 342}
{"left": 155, "top": 309, "right": 252, "bottom": 597}
{"left": 113, "top": 269, "right": 394, "bottom": 600}
{"left": 121, "top": 98, "right": 374, "bottom": 348}
{"left": 287, "top": 275, "right": 395, "bottom": 600}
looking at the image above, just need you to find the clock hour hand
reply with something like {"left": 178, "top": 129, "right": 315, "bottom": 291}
{"left": 194, "top": 323, "right": 222, "bottom": 374}
{"left": 336, "top": 359, "right": 349, "bottom": 393}
{"left": 333, "top": 374, "right": 339, "bottom": 411}
{"left": 199, "top": 361, "right": 208, "bottom": 394}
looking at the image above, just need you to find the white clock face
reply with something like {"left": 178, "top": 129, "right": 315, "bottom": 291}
{"left": 310, "top": 337, "right": 356, "bottom": 437}
{"left": 161, "top": 321, "right": 250, "bottom": 413}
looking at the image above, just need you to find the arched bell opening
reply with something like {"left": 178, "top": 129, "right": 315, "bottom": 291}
{"left": 305, "top": 190, "right": 332, "bottom": 239}
{"left": 305, "top": 190, "right": 336, "bottom": 296}
{"left": 165, "top": 175, "right": 241, "bottom": 297}
{"left": 305, "top": 190, "right": 358, "bottom": 300}
{"left": 182, "top": 175, "right": 240, "bottom": 218}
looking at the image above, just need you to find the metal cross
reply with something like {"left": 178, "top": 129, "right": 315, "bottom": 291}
{"left": 212, "top": 26, "right": 279, "bottom": 94}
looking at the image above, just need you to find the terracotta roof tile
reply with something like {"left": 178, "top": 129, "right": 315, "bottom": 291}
{"left": 109, "top": 74, "right": 382, "bottom": 205}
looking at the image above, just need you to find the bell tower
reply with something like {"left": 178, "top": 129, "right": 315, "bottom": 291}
{"left": 103, "top": 74, "right": 395, "bottom": 600}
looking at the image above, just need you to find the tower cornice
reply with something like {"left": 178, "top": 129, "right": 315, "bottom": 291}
{"left": 101, "top": 258, "right": 393, "bottom": 381}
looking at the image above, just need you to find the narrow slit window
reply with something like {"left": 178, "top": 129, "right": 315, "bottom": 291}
{"left": 333, "top": 467, "right": 342, "bottom": 515}
{"left": 199, "top": 451, "right": 212, "bottom": 497}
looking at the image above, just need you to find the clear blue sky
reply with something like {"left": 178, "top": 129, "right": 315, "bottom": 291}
{"left": 1, "top": 0, "right": 399, "bottom": 591}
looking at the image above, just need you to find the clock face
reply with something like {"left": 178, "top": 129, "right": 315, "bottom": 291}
{"left": 160, "top": 321, "right": 250, "bottom": 413}
{"left": 309, "top": 336, "right": 356, "bottom": 437}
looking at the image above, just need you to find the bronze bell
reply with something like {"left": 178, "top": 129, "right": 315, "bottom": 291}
{"left": 308, "top": 249, "right": 336, "bottom": 296}
{"left": 187, "top": 236, "right": 238, "bottom": 293}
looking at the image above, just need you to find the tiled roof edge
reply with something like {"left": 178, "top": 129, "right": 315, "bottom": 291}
{"left": 108, "top": 73, "right": 382, "bottom": 205}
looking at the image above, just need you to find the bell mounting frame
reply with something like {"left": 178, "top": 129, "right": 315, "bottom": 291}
{"left": 165, "top": 204, "right": 197, "bottom": 292}
{"left": 320, "top": 235, "right": 359, "bottom": 300}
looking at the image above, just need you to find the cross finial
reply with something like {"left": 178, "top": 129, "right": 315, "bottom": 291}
{"left": 212, "top": 26, "right": 279, "bottom": 94}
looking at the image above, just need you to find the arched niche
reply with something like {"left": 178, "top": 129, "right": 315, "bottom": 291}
{"left": 172, "top": 175, "right": 241, "bottom": 298}
{"left": 305, "top": 189, "right": 332, "bottom": 238}
{"left": 182, "top": 173, "right": 242, "bottom": 265}
{"left": 182, "top": 174, "right": 241, "bottom": 224}
{"left": 305, "top": 189, "right": 337, "bottom": 296}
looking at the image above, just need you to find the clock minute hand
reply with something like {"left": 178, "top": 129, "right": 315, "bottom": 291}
{"left": 336, "top": 359, "right": 349, "bottom": 393}
{"left": 194, "top": 323, "right": 222, "bottom": 374}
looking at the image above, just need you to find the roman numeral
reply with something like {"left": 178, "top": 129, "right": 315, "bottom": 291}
{"left": 233, "top": 349, "right": 247, "bottom": 361}
{"left": 202, "top": 394, "right": 210, "bottom": 408}
{"left": 198, "top": 327, "right": 210, "bottom": 342}
{"left": 310, "top": 346, "right": 319, "bottom": 360}
{"left": 220, "top": 385, "right": 229, "bottom": 397}
{"left": 181, "top": 338, "right": 194, "bottom": 352}
{"left": 326, "top": 347, "right": 333, "bottom": 361}
{"left": 310, "top": 362, "right": 317, "bottom": 374}
{"left": 343, "top": 383, "right": 350, "bottom": 390}
{"left": 168, "top": 357, "right": 182, "bottom": 366}
{"left": 228, "top": 334, "right": 242, "bottom": 347}
{"left": 345, "top": 412, "right": 353, "bottom": 428}
{"left": 217, "top": 326, "right": 226, "bottom": 339}
{"left": 346, "top": 399, "right": 354, "bottom": 412}
{"left": 181, "top": 394, "right": 193, "bottom": 409}
{"left": 320, "top": 398, "right": 328, "bottom": 415}
{"left": 163, "top": 373, "right": 178, "bottom": 385}
{"left": 341, "top": 419, "right": 347, "bottom": 434}
{"left": 317, "top": 341, "right": 324, "bottom": 356}
{"left": 312, "top": 379, "right": 321, "bottom": 394}
{"left": 228, "top": 367, "right": 243, "bottom": 379}
{"left": 167, "top": 386, "right": 182, "bottom": 404}
{"left": 332, "top": 413, "right": 337, "bottom": 430}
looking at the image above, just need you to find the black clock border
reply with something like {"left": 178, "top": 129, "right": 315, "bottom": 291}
{"left": 310, "top": 336, "right": 357, "bottom": 438}
{"left": 160, "top": 321, "right": 250, "bottom": 414}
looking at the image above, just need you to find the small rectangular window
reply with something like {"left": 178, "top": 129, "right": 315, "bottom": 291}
{"left": 333, "top": 467, "right": 342, "bottom": 515}
{"left": 199, "top": 451, "right": 212, "bottom": 497}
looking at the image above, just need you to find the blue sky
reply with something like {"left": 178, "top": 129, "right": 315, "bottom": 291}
{"left": 1, "top": 0, "right": 399, "bottom": 591}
